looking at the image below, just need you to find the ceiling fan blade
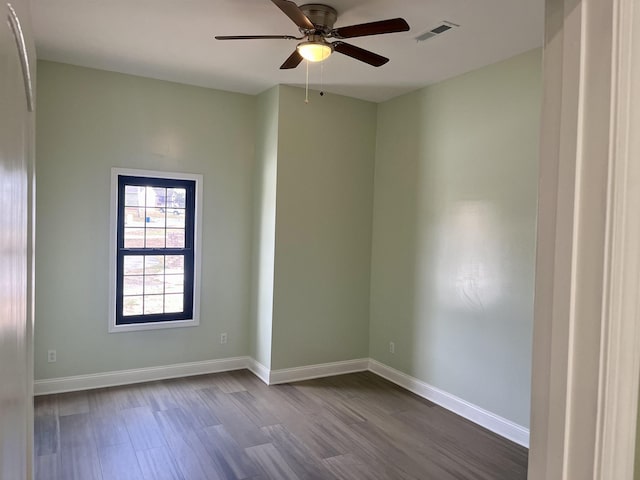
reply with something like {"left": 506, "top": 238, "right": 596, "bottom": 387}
{"left": 333, "top": 42, "right": 389, "bottom": 67}
{"left": 332, "top": 18, "right": 410, "bottom": 39}
{"left": 271, "top": 0, "right": 314, "bottom": 30}
{"left": 215, "top": 35, "right": 299, "bottom": 40}
{"left": 280, "top": 50, "right": 304, "bottom": 69}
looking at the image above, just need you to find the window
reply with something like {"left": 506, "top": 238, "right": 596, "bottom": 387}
{"left": 109, "top": 168, "right": 202, "bottom": 332}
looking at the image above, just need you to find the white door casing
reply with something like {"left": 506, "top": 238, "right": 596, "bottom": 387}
{"left": 529, "top": 0, "right": 640, "bottom": 478}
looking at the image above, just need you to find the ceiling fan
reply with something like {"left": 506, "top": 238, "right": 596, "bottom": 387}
{"left": 215, "top": 0, "right": 410, "bottom": 69}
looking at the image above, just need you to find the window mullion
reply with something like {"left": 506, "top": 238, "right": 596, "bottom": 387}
{"left": 120, "top": 248, "right": 188, "bottom": 256}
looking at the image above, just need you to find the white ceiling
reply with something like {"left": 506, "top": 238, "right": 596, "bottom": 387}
{"left": 31, "top": 0, "right": 544, "bottom": 103}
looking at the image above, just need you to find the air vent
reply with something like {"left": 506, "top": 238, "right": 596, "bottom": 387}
{"left": 415, "top": 21, "right": 459, "bottom": 42}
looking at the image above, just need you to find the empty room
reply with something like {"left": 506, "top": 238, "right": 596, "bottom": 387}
{"left": 3, "top": 0, "right": 640, "bottom": 479}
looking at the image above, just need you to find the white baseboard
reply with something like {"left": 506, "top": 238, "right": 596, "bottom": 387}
{"left": 33, "top": 356, "right": 369, "bottom": 394}
{"left": 33, "top": 355, "right": 530, "bottom": 447}
{"left": 33, "top": 356, "right": 250, "bottom": 396}
{"left": 368, "top": 359, "right": 530, "bottom": 447}
{"left": 269, "top": 358, "right": 370, "bottom": 385}
{"left": 247, "top": 358, "right": 270, "bottom": 385}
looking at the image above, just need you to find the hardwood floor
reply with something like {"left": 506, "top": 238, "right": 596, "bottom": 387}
{"left": 34, "top": 370, "right": 528, "bottom": 480}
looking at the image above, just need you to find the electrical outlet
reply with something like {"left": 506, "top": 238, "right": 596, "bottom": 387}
{"left": 220, "top": 333, "right": 228, "bottom": 344}
{"left": 47, "top": 350, "right": 57, "bottom": 363}
{"left": 389, "top": 342, "right": 395, "bottom": 354}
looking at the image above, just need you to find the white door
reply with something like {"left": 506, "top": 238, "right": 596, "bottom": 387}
{"left": 0, "top": 1, "right": 35, "bottom": 479}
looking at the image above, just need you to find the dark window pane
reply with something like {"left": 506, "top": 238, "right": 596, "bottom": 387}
{"left": 165, "top": 294, "right": 183, "bottom": 313}
{"left": 124, "top": 207, "right": 145, "bottom": 227}
{"left": 166, "top": 229, "right": 185, "bottom": 248}
{"left": 123, "top": 296, "right": 143, "bottom": 316}
{"left": 123, "top": 275, "right": 144, "bottom": 295}
{"left": 147, "top": 186, "right": 166, "bottom": 209}
{"left": 145, "top": 228, "right": 166, "bottom": 248}
{"left": 167, "top": 188, "right": 186, "bottom": 208}
{"left": 144, "top": 295, "right": 164, "bottom": 315}
{"left": 146, "top": 208, "right": 166, "bottom": 228}
{"left": 165, "top": 255, "right": 184, "bottom": 274}
{"left": 125, "top": 186, "right": 145, "bottom": 207}
{"left": 144, "top": 275, "right": 164, "bottom": 295}
{"left": 124, "top": 256, "right": 144, "bottom": 275}
{"left": 144, "top": 256, "right": 164, "bottom": 275}
{"left": 124, "top": 228, "right": 145, "bottom": 248}
{"left": 166, "top": 209, "right": 185, "bottom": 228}
{"left": 165, "top": 274, "right": 184, "bottom": 294}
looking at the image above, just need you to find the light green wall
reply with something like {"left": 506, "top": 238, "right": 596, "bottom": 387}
{"left": 36, "top": 53, "right": 540, "bottom": 433}
{"left": 270, "top": 86, "right": 376, "bottom": 369}
{"left": 35, "top": 66, "right": 377, "bottom": 377}
{"left": 369, "top": 49, "right": 541, "bottom": 427}
{"left": 35, "top": 61, "right": 255, "bottom": 379}
{"left": 249, "top": 86, "right": 279, "bottom": 369}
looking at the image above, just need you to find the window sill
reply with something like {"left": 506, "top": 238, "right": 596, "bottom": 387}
{"left": 109, "top": 317, "right": 199, "bottom": 333}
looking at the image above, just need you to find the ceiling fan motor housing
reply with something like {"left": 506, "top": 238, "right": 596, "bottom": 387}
{"left": 299, "top": 4, "right": 338, "bottom": 33}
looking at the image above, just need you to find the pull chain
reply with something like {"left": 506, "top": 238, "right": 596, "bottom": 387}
{"left": 305, "top": 59, "right": 310, "bottom": 104}
{"left": 320, "top": 60, "right": 324, "bottom": 97}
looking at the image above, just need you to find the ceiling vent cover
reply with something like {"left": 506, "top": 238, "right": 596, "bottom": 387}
{"left": 415, "top": 21, "right": 459, "bottom": 42}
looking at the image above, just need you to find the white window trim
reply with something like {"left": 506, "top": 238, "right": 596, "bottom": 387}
{"left": 108, "top": 167, "right": 203, "bottom": 333}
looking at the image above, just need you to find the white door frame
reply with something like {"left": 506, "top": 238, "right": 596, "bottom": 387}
{"left": 529, "top": 0, "right": 640, "bottom": 478}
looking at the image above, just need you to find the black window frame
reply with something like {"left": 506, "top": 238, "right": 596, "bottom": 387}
{"left": 115, "top": 175, "right": 196, "bottom": 325}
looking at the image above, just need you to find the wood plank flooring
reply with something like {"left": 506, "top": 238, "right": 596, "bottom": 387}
{"left": 34, "top": 370, "right": 528, "bottom": 480}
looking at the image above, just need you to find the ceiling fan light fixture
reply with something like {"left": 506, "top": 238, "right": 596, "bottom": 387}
{"left": 297, "top": 41, "right": 332, "bottom": 62}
